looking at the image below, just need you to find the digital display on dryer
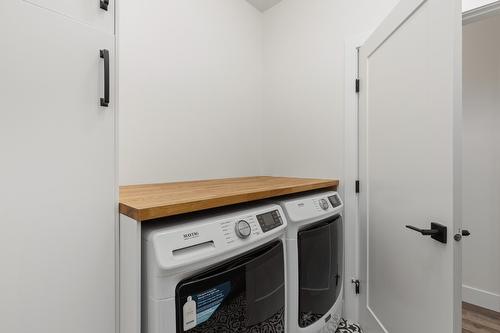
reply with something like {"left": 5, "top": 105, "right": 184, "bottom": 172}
{"left": 328, "top": 195, "right": 341, "bottom": 208}
{"left": 256, "top": 210, "right": 283, "bottom": 233}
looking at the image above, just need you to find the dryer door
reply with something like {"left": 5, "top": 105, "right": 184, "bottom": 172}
{"left": 175, "top": 240, "right": 285, "bottom": 333}
{"left": 297, "top": 215, "right": 343, "bottom": 327}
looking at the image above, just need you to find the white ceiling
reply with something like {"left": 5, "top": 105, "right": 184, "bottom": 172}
{"left": 246, "top": 0, "right": 283, "bottom": 12}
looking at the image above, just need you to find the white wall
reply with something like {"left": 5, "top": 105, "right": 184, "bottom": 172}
{"left": 462, "top": 14, "right": 500, "bottom": 312}
{"left": 261, "top": 0, "right": 399, "bottom": 180}
{"left": 119, "top": 0, "right": 406, "bottom": 186}
{"left": 119, "top": 0, "right": 264, "bottom": 185}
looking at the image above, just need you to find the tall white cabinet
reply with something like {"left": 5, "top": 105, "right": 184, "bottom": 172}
{"left": 0, "top": 1, "right": 116, "bottom": 332}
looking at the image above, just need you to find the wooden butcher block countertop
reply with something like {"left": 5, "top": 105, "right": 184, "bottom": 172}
{"left": 119, "top": 176, "right": 339, "bottom": 222}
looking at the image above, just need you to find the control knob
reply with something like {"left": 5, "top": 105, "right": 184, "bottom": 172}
{"left": 319, "top": 198, "right": 329, "bottom": 211}
{"left": 235, "top": 220, "right": 252, "bottom": 239}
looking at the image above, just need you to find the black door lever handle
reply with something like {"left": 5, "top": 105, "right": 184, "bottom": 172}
{"left": 406, "top": 223, "right": 447, "bottom": 244}
{"left": 406, "top": 225, "right": 439, "bottom": 235}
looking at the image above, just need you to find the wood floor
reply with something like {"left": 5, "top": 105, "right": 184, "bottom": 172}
{"left": 463, "top": 302, "right": 500, "bottom": 333}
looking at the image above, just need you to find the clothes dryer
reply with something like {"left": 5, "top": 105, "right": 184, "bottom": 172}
{"left": 274, "top": 191, "right": 344, "bottom": 333}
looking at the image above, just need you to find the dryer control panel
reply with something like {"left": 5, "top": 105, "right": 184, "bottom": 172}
{"left": 278, "top": 191, "right": 343, "bottom": 224}
{"left": 328, "top": 193, "right": 342, "bottom": 208}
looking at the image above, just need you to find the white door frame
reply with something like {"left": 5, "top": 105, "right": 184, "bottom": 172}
{"left": 343, "top": 31, "right": 371, "bottom": 323}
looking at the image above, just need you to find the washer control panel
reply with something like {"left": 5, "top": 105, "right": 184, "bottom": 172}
{"left": 218, "top": 206, "right": 285, "bottom": 245}
{"left": 144, "top": 204, "right": 287, "bottom": 272}
{"left": 256, "top": 210, "right": 283, "bottom": 233}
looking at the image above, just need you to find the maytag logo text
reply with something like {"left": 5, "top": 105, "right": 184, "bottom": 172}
{"left": 183, "top": 232, "right": 200, "bottom": 240}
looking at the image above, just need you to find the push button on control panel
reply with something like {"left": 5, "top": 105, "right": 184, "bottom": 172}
{"left": 235, "top": 220, "right": 252, "bottom": 239}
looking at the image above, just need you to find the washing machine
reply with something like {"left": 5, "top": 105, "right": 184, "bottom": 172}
{"left": 274, "top": 190, "right": 344, "bottom": 333}
{"left": 142, "top": 203, "right": 288, "bottom": 333}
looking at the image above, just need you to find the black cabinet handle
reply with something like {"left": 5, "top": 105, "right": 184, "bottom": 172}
{"left": 100, "top": 0, "right": 109, "bottom": 11}
{"left": 405, "top": 222, "right": 447, "bottom": 244}
{"left": 100, "top": 49, "right": 110, "bottom": 107}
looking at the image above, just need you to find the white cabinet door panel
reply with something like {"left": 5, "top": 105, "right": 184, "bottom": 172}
{"left": 22, "top": 0, "right": 114, "bottom": 34}
{"left": 0, "top": 1, "right": 116, "bottom": 333}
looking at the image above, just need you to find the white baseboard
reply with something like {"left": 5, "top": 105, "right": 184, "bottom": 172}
{"left": 463, "top": 284, "right": 500, "bottom": 312}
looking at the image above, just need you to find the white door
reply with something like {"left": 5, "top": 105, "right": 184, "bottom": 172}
{"left": 0, "top": 1, "right": 116, "bottom": 333}
{"left": 358, "top": 0, "right": 462, "bottom": 332}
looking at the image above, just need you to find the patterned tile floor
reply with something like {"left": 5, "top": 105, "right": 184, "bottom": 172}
{"left": 336, "top": 319, "right": 362, "bottom": 333}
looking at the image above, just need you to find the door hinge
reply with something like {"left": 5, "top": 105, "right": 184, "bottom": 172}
{"left": 355, "top": 79, "right": 360, "bottom": 93}
{"left": 355, "top": 180, "right": 360, "bottom": 193}
{"left": 100, "top": 0, "right": 109, "bottom": 10}
{"left": 352, "top": 279, "right": 360, "bottom": 294}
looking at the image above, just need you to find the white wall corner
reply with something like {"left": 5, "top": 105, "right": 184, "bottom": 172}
{"left": 463, "top": 0, "right": 500, "bottom": 13}
{"left": 463, "top": 0, "right": 500, "bottom": 24}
